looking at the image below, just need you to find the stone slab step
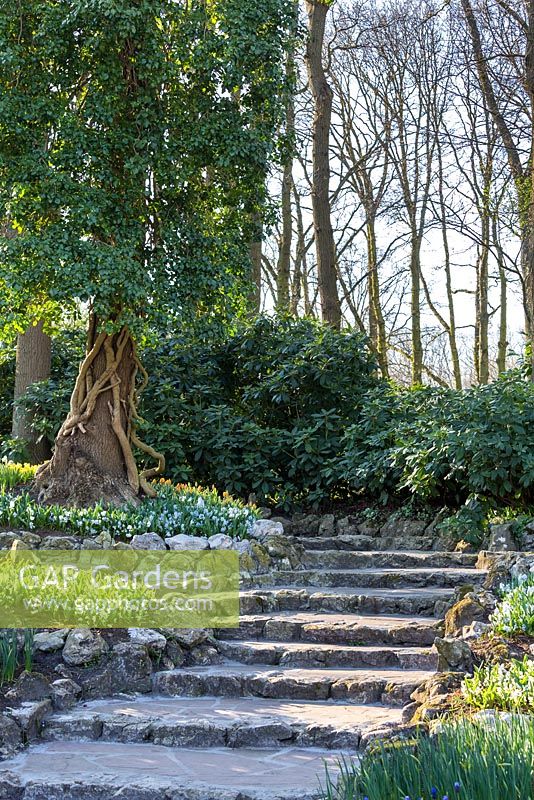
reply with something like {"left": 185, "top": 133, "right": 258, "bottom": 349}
{"left": 296, "top": 535, "right": 437, "bottom": 552}
{"left": 41, "top": 695, "right": 402, "bottom": 751}
{"left": 301, "top": 550, "right": 478, "bottom": 570}
{"left": 241, "top": 585, "right": 453, "bottom": 617}
{"left": 217, "top": 611, "right": 441, "bottom": 646}
{"left": 0, "top": 740, "right": 340, "bottom": 799}
{"left": 151, "top": 664, "right": 432, "bottom": 705}
{"left": 248, "top": 567, "right": 484, "bottom": 590}
{"left": 217, "top": 639, "right": 438, "bottom": 670}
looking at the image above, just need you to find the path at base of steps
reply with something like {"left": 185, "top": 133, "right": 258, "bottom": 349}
{"left": 0, "top": 740, "right": 344, "bottom": 800}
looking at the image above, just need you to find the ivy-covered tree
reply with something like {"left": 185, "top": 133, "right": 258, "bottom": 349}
{"left": 0, "top": 0, "right": 294, "bottom": 505}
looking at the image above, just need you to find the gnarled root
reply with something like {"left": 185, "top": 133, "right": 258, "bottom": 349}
{"left": 33, "top": 323, "right": 164, "bottom": 508}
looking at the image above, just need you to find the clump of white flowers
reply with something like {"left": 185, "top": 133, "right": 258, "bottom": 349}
{"left": 0, "top": 480, "right": 258, "bottom": 541}
{"left": 491, "top": 575, "right": 534, "bottom": 637}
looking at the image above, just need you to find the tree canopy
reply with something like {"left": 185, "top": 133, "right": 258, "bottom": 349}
{"left": 0, "top": 0, "right": 295, "bottom": 334}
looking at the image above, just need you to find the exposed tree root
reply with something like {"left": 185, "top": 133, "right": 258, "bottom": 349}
{"left": 34, "top": 321, "right": 165, "bottom": 508}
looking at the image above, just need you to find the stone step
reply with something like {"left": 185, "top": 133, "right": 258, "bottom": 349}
{"left": 217, "top": 639, "right": 438, "bottom": 670}
{"left": 296, "top": 535, "right": 437, "bottom": 551}
{"left": 40, "top": 695, "right": 402, "bottom": 751}
{"left": 247, "top": 566, "right": 484, "bottom": 590}
{"left": 0, "top": 740, "right": 340, "bottom": 799}
{"left": 241, "top": 585, "right": 453, "bottom": 617}
{"left": 301, "top": 549, "right": 478, "bottom": 569}
{"left": 218, "top": 611, "right": 441, "bottom": 646}
{"left": 152, "top": 664, "right": 432, "bottom": 705}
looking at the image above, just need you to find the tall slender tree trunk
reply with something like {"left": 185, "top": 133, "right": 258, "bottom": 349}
{"left": 290, "top": 241, "right": 302, "bottom": 314}
{"left": 305, "top": 0, "right": 341, "bottom": 329}
{"left": 444, "top": 243, "right": 462, "bottom": 389}
{"left": 12, "top": 321, "right": 52, "bottom": 463}
{"left": 518, "top": 185, "right": 534, "bottom": 366}
{"left": 437, "top": 143, "right": 462, "bottom": 388}
{"left": 476, "top": 215, "right": 490, "bottom": 384}
{"left": 292, "top": 180, "right": 312, "bottom": 316}
{"left": 249, "top": 214, "right": 263, "bottom": 314}
{"left": 290, "top": 179, "right": 303, "bottom": 314}
{"left": 276, "top": 160, "right": 292, "bottom": 311}
{"left": 498, "top": 261, "right": 508, "bottom": 376}
{"left": 276, "top": 49, "right": 295, "bottom": 314}
{"left": 276, "top": 178, "right": 293, "bottom": 313}
{"left": 475, "top": 145, "right": 493, "bottom": 385}
{"left": 301, "top": 263, "right": 312, "bottom": 317}
{"left": 367, "top": 236, "right": 377, "bottom": 351}
{"left": 410, "top": 239, "right": 423, "bottom": 384}
{"left": 524, "top": 1, "right": 534, "bottom": 369}
{"left": 493, "top": 215, "right": 508, "bottom": 374}
{"left": 523, "top": 204, "right": 534, "bottom": 362}
{"left": 34, "top": 315, "right": 164, "bottom": 507}
{"left": 474, "top": 263, "right": 481, "bottom": 383}
{"left": 366, "top": 217, "right": 389, "bottom": 377}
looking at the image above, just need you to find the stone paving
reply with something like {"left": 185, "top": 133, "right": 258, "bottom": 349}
{"left": 0, "top": 533, "right": 487, "bottom": 799}
{"left": 0, "top": 740, "right": 341, "bottom": 799}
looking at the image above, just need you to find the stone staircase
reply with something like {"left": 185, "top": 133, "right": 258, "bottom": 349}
{"left": 0, "top": 535, "right": 486, "bottom": 800}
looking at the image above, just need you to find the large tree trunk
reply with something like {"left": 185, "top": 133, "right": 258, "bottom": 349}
{"left": 12, "top": 321, "right": 52, "bottom": 463}
{"left": 305, "top": 0, "right": 341, "bottom": 329}
{"left": 34, "top": 319, "right": 164, "bottom": 508}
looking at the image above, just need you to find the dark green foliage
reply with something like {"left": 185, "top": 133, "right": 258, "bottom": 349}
{"left": 142, "top": 316, "right": 378, "bottom": 506}
{"left": 0, "top": 343, "right": 15, "bottom": 440}
{"left": 6, "top": 320, "right": 534, "bottom": 510}
{"left": 340, "top": 375, "right": 534, "bottom": 507}
{"left": 338, "top": 383, "right": 408, "bottom": 503}
{"left": 0, "top": 0, "right": 296, "bottom": 337}
{"left": 401, "top": 376, "right": 534, "bottom": 504}
{"left": 435, "top": 498, "right": 487, "bottom": 547}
